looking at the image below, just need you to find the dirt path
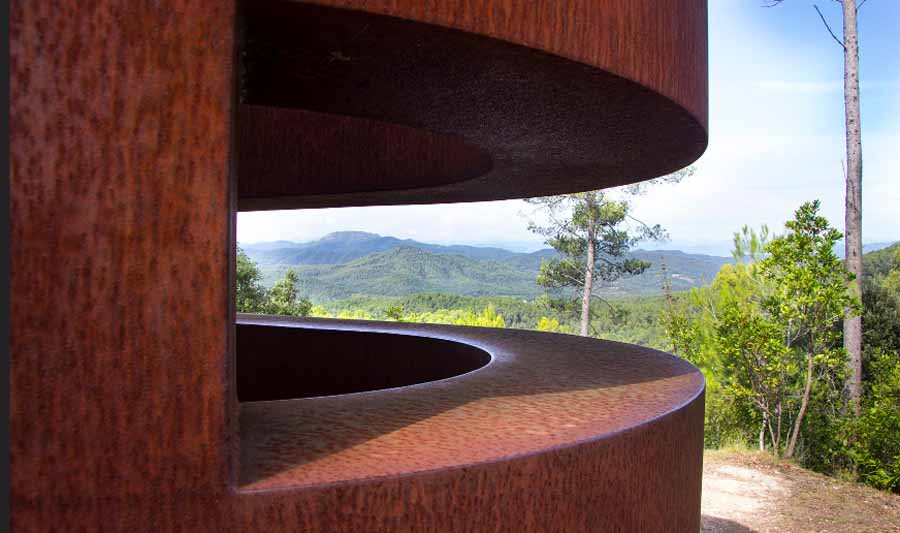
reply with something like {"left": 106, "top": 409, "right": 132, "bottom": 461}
{"left": 701, "top": 450, "right": 900, "bottom": 532}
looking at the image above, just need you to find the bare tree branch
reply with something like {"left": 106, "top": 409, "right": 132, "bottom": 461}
{"left": 814, "top": 4, "right": 846, "bottom": 49}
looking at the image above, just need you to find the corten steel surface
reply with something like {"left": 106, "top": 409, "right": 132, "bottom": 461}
{"left": 237, "top": 322, "right": 493, "bottom": 400}
{"left": 236, "top": 316, "right": 704, "bottom": 494}
{"left": 11, "top": 0, "right": 709, "bottom": 531}
{"left": 10, "top": 0, "right": 237, "bottom": 503}
{"left": 237, "top": 0, "right": 708, "bottom": 210}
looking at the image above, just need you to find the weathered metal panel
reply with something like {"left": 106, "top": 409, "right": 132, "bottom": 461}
{"left": 11, "top": 0, "right": 708, "bottom": 530}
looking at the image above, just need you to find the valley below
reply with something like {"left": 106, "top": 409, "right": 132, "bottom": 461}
{"left": 241, "top": 231, "right": 732, "bottom": 300}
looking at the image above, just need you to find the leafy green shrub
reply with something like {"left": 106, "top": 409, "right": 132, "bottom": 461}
{"left": 848, "top": 348, "right": 900, "bottom": 492}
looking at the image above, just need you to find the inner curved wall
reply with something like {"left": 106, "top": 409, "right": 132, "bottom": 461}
{"left": 238, "top": 106, "right": 493, "bottom": 199}
{"left": 237, "top": 322, "right": 491, "bottom": 401}
{"left": 236, "top": 1, "right": 708, "bottom": 210}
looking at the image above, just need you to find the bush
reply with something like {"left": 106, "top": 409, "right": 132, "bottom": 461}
{"left": 849, "top": 348, "right": 900, "bottom": 492}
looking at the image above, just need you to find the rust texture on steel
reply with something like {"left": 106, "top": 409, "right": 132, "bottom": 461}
{"left": 11, "top": 0, "right": 709, "bottom": 531}
{"left": 238, "top": 1, "right": 708, "bottom": 210}
{"left": 236, "top": 316, "right": 704, "bottom": 491}
{"left": 10, "top": 0, "right": 236, "bottom": 502}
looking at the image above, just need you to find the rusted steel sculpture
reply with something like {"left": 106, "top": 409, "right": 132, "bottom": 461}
{"left": 11, "top": 0, "right": 708, "bottom": 531}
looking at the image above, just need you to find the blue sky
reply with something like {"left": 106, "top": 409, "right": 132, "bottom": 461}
{"left": 238, "top": 1, "right": 899, "bottom": 256}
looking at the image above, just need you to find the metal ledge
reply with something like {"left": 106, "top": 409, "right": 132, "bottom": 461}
{"left": 237, "top": 315, "right": 705, "bottom": 493}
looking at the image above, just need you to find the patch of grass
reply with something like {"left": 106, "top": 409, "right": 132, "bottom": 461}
{"left": 712, "top": 438, "right": 756, "bottom": 455}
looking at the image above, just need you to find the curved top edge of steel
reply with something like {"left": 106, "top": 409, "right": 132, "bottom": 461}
{"left": 236, "top": 0, "right": 709, "bottom": 210}
{"left": 236, "top": 314, "right": 706, "bottom": 491}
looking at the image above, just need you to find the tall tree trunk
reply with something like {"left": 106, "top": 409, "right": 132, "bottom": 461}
{"left": 775, "top": 401, "right": 783, "bottom": 457}
{"left": 767, "top": 417, "right": 780, "bottom": 458}
{"left": 842, "top": 0, "right": 863, "bottom": 418}
{"left": 580, "top": 228, "right": 595, "bottom": 337}
{"left": 759, "top": 410, "right": 767, "bottom": 452}
{"left": 785, "top": 351, "right": 815, "bottom": 459}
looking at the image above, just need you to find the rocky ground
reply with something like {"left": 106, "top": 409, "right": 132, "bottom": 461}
{"left": 701, "top": 450, "right": 900, "bottom": 532}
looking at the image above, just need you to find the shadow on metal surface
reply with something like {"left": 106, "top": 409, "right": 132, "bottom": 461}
{"left": 236, "top": 316, "right": 703, "bottom": 488}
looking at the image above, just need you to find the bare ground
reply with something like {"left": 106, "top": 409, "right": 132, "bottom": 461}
{"left": 701, "top": 450, "right": 900, "bottom": 532}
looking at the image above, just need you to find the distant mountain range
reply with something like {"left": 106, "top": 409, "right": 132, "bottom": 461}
{"left": 240, "top": 232, "right": 897, "bottom": 300}
{"left": 241, "top": 231, "right": 526, "bottom": 265}
{"left": 240, "top": 231, "right": 738, "bottom": 300}
{"left": 839, "top": 241, "right": 898, "bottom": 258}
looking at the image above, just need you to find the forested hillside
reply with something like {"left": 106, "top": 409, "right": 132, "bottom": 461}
{"left": 289, "top": 247, "right": 543, "bottom": 300}
{"left": 863, "top": 241, "right": 900, "bottom": 278}
{"left": 241, "top": 231, "right": 730, "bottom": 298}
{"left": 242, "top": 231, "right": 521, "bottom": 265}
